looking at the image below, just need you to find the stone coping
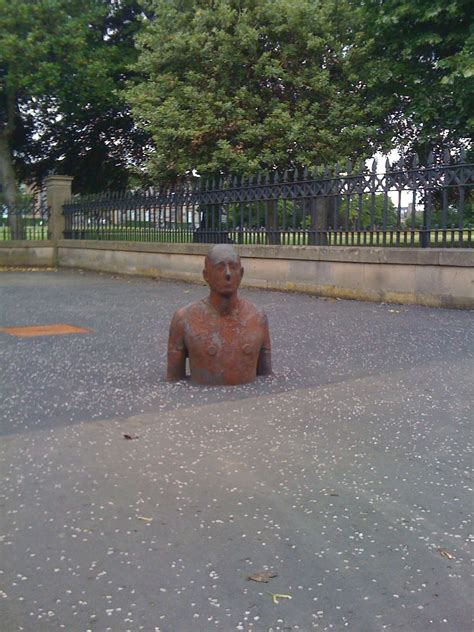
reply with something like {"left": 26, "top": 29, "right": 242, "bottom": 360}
{"left": 57, "top": 240, "right": 474, "bottom": 267}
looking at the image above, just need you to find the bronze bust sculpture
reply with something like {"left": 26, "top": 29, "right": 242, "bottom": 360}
{"left": 167, "top": 245, "right": 272, "bottom": 385}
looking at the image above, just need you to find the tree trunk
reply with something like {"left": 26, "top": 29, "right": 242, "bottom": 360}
{"left": 309, "top": 196, "right": 330, "bottom": 245}
{"left": 0, "top": 132, "right": 25, "bottom": 240}
{"left": 266, "top": 199, "right": 280, "bottom": 245}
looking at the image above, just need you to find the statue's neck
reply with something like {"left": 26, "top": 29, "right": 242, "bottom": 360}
{"left": 207, "top": 292, "right": 239, "bottom": 316}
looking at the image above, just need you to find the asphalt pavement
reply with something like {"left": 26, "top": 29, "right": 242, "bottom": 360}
{"left": 1, "top": 269, "right": 473, "bottom": 632}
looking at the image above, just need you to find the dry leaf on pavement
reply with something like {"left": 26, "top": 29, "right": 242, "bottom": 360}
{"left": 436, "top": 548, "right": 454, "bottom": 560}
{"left": 247, "top": 570, "right": 278, "bottom": 583}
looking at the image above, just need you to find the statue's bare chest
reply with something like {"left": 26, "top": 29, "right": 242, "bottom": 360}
{"left": 184, "top": 312, "right": 263, "bottom": 360}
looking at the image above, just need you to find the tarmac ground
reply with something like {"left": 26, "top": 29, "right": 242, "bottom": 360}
{"left": 1, "top": 269, "right": 473, "bottom": 632}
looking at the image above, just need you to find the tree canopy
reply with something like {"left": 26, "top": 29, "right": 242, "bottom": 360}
{"left": 0, "top": 0, "right": 147, "bottom": 209}
{"left": 359, "top": 0, "right": 473, "bottom": 159}
{"left": 1, "top": 0, "right": 471, "bottom": 212}
{"left": 127, "top": 0, "right": 392, "bottom": 182}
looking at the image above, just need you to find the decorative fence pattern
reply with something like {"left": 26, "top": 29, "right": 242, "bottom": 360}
{"left": 0, "top": 192, "right": 50, "bottom": 241}
{"left": 63, "top": 152, "right": 473, "bottom": 248}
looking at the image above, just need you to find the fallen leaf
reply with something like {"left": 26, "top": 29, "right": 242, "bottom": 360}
{"left": 137, "top": 516, "right": 153, "bottom": 523}
{"left": 123, "top": 433, "right": 139, "bottom": 440}
{"left": 247, "top": 570, "right": 278, "bottom": 583}
{"left": 268, "top": 592, "right": 292, "bottom": 604}
{"left": 436, "top": 548, "right": 454, "bottom": 560}
{"left": 388, "top": 309, "right": 400, "bottom": 313}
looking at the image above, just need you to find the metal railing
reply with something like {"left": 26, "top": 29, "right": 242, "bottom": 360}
{"left": 1, "top": 195, "right": 50, "bottom": 241}
{"left": 63, "top": 152, "right": 473, "bottom": 248}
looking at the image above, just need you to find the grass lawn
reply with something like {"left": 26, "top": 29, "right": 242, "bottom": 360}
{"left": 65, "top": 227, "right": 470, "bottom": 248}
{"left": 1, "top": 225, "right": 471, "bottom": 248}
{"left": 0, "top": 226, "right": 50, "bottom": 241}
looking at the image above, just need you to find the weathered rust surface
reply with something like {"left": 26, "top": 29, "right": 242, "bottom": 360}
{"left": 167, "top": 244, "right": 272, "bottom": 385}
{"left": 0, "top": 324, "right": 90, "bottom": 337}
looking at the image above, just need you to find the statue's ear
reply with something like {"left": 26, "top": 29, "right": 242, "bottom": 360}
{"left": 203, "top": 267, "right": 208, "bottom": 283}
{"left": 240, "top": 266, "right": 244, "bottom": 280}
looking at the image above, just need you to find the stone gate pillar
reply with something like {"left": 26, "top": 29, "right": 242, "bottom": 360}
{"left": 44, "top": 175, "right": 73, "bottom": 243}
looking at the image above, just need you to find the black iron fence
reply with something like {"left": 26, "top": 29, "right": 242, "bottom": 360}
{"left": 1, "top": 193, "right": 50, "bottom": 241}
{"left": 63, "top": 152, "right": 473, "bottom": 248}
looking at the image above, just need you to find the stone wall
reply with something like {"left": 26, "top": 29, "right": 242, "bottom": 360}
{"left": 0, "top": 241, "right": 55, "bottom": 267}
{"left": 57, "top": 241, "right": 474, "bottom": 309}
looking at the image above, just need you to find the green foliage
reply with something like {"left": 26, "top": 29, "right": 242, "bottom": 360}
{"left": 346, "top": 194, "right": 397, "bottom": 229}
{"left": 359, "top": 0, "right": 474, "bottom": 158}
{"left": 0, "top": 190, "right": 33, "bottom": 212}
{"left": 201, "top": 194, "right": 397, "bottom": 231}
{"left": 225, "top": 200, "right": 304, "bottom": 229}
{"left": 0, "top": 0, "right": 148, "bottom": 194}
{"left": 128, "top": 0, "right": 389, "bottom": 182}
{"left": 1, "top": 0, "right": 471, "bottom": 202}
{"left": 406, "top": 194, "right": 473, "bottom": 228}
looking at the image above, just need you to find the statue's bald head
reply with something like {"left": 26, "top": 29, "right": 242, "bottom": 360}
{"left": 205, "top": 244, "right": 240, "bottom": 267}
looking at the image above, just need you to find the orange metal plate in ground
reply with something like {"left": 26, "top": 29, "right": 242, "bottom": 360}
{"left": 0, "top": 324, "right": 90, "bottom": 337}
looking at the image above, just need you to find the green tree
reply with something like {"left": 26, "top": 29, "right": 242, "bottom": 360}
{"left": 359, "top": 0, "right": 474, "bottom": 159}
{"left": 226, "top": 199, "right": 303, "bottom": 229}
{"left": 406, "top": 193, "right": 473, "bottom": 228}
{"left": 128, "top": 0, "right": 390, "bottom": 183}
{"left": 0, "top": 0, "right": 146, "bottom": 238}
{"left": 346, "top": 194, "right": 397, "bottom": 229}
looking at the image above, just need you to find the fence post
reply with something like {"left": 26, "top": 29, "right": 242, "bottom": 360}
{"left": 44, "top": 175, "right": 73, "bottom": 262}
{"left": 420, "top": 192, "right": 431, "bottom": 248}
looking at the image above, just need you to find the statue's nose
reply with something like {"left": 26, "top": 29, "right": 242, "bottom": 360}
{"left": 225, "top": 265, "right": 231, "bottom": 280}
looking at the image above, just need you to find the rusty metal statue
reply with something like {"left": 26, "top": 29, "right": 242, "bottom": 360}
{"left": 167, "top": 244, "right": 272, "bottom": 385}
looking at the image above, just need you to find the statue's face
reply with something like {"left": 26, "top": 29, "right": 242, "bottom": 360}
{"left": 204, "top": 247, "right": 243, "bottom": 296}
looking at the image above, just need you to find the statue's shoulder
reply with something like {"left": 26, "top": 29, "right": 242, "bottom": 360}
{"left": 240, "top": 298, "right": 268, "bottom": 321}
{"left": 172, "top": 298, "right": 208, "bottom": 321}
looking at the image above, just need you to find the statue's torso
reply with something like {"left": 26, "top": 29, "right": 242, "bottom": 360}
{"left": 183, "top": 299, "right": 267, "bottom": 385}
